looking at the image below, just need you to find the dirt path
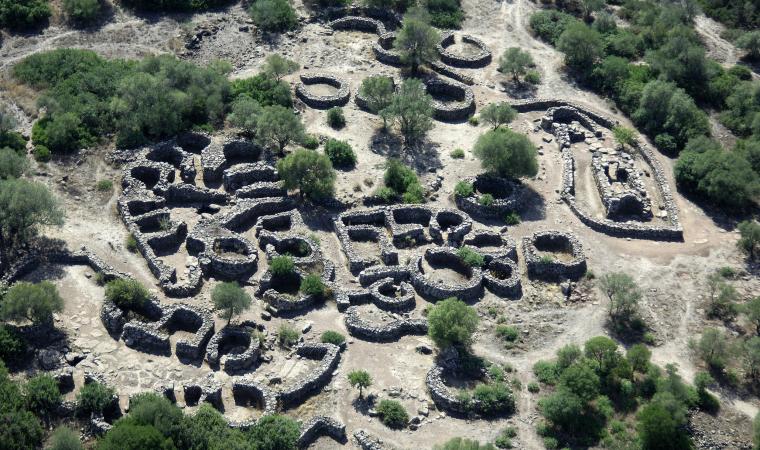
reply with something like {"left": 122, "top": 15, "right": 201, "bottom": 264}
{"left": 694, "top": 15, "right": 738, "bottom": 67}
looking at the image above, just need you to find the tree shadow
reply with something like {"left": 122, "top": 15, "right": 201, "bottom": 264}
{"left": 369, "top": 129, "right": 443, "bottom": 173}
{"left": 500, "top": 80, "right": 538, "bottom": 99}
{"left": 351, "top": 394, "right": 375, "bottom": 414}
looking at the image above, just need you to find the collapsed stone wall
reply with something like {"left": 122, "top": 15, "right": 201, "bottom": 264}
{"left": 278, "top": 343, "right": 341, "bottom": 408}
{"left": 298, "top": 416, "right": 347, "bottom": 448}
{"left": 591, "top": 151, "right": 653, "bottom": 220}
{"left": 295, "top": 73, "right": 351, "bottom": 109}
{"left": 483, "top": 257, "right": 521, "bottom": 298}
{"left": 206, "top": 325, "right": 261, "bottom": 372}
{"left": 344, "top": 305, "right": 428, "bottom": 341}
{"left": 514, "top": 99, "right": 684, "bottom": 241}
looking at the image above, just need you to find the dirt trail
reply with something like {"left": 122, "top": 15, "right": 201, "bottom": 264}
{"left": 694, "top": 15, "right": 738, "bottom": 67}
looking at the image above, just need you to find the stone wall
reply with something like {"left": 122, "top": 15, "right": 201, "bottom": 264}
{"left": 410, "top": 248, "right": 483, "bottom": 301}
{"left": 298, "top": 416, "right": 347, "bottom": 448}
{"left": 424, "top": 77, "right": 476, "bottom": 122}
{"left": 296, "top": 73, "right": 350, "bottom": 109}
{"left": 522, "top": 231, "right": 587, "bottom": 281}
{"left": 344, "top": 306, "right": 428, "bottom": 342}
{"left": 454, "top": 175, "right": 529, "bottom": 218}
{"left": 436, "top": 32, "right": 492, "bottom": 68}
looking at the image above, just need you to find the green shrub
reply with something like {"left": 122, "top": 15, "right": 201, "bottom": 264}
{"left": 1, "top": 281, "right": 63, "bottom": 325}
{"left": 249, "top": 0, "right": 297, "bottom": 32}
{"left": 104, "top": 278, "right": 149, "bottom": 310}
{"left": 0, "top": 0, "right": 51, "bottom": 30}
{"left": 479, "top": 193, "right": 494, "bottom": 206}
{"left": 277, "top": 324, "right": 299, "bottom": 348}
{"left": 532, "top": 360, "right": 559, "bottom": 385}
{"left": 473, "top": 382, "right": 515, "bottom": 415}
{"left": 468, "top": 116, "right": 479, "bottom": 126}
{"left": 248, "top": 415, "right": 301, "bottom": 450}
{"left": 454, "top": 181, "right": 474, "bottom": 197}
{"left": 450, "top": 148, "right": 465, "bottom": 158}
{"left": 231, "top": 74, "right": 292, "bottom": 107}
{"left": 25, "top": 374, "right": 61, "bottom": 417}
{"left": 29, "top": 145, "right": 47, "bottom": 163}
{"left": 718, "top": 266, "right": 737, "bottom": 279}
{"left": 320, "top": 330, "right": 345, "bottom": 346}
{"left": 473, "top": 128, "right": 538, "bottom": 179}
{"left": 457, "top": 246, "right": 484, "bottom": 268}
{"left": 324, "top": 139, "right": 356, "bottom": 167}
{"left": 0, "top": 131, "right": 27, "bottom": 153}
{"left": 48, "top": 426, "right": 83, "bottom": 450}
{"left": 0, "top": 147, "right": 29, "bottom": 179}
{"left": 300, "top": 273, "right": 327, "bottom": 297}
{"left": 377, "top": 399, "right": 409, "bottom": 429}
{"left": 496, "top": 325, "right": 519, "bottom": 342}
{"left": 96, "top": 179, "right": 113, "bottom": 192}
{"left": 76, "top": 382, "right": 114, "bottom": 414}
{"left": 527, "top": 381, "right": 540, "bottom": 393}
{"left": 125, "top": 234, "right": 138, "bottom": 253}
{"left": 211, "top": 281, "right": 251, "bottom": 325}
{"left": 427, "top": 297, "right": 479, "bottom": 349}
{"left": 0, "top": 324, "right": 25, "bottom": 362}
{"left": 327, "top": 107, "right": 346, "bottom": 129}
{"left": 401, "top": 183, "right": 425, "bottom": 204}
{"left": 302, "top": 134, "right": 319, "bottom": 149}
{"left": 63, "top": 0, "right": 101, "bottom": 24}
{"left": 277, "top": 148, "right": 335, "bottom": 200}
{"left": 525, "top": 70, "right": 541, "bottom": 85}
{"left": 122, "top": 0, "right": 232, "bottom": 11}
{"left": 269, "top": 255, "right": 295, "bottom": 277}
{"left": 529, "top": 10, "right": 579, "bottom": 45}
{"left": 375, "top": 186, "right": 396, "bottom": 203}
{"left": 504, "top": 211, "right": 520, "bottom": 225}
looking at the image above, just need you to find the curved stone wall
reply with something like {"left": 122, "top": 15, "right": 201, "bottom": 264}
{"left": 436, "top": 32, "right": 492, "bottom": 68}
{"left": 424, "top": 77, "right": 475, "bottom": 122}
{"left": 344, "top": 306, "right": 428, "bottom": 341}
{"left": 483, "top": 258, "right": 521, "bottom": 298}
{"left": 454, "top": 174, "right": 528, "bottom": 218}
{"left": 295, "top": 73, "right": 350, "bottom": 109}
{"left": 522, "top": 231, "right": 587, "bottom": 281}
{"left": 410, "top": 247, "right": 483, "bottom": 301}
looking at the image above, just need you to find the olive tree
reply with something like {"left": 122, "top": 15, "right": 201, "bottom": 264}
{"left": 1, "top": 281, "right": 63, "bottom": 325}
{"left": 227, "top": 95, "right": 262, "bottom": 136}
{"left": 427, "top": 297, "right": 479, "bottom": 349}
{"left": 479, "top": 102, "right": 517, "bottom": 129}
{"left": 359, "top": 76, "right": 395, "bottom": 129}
{"left": 211, "top": 281, "right": 252, "bottom": 326}
{"left": 472, "top": 128, "right": 538, "bottom": 179}
{"left": 599, "top": 272, "right": 642, "bottom": 328}
{"left": 277, "top": 149, "right": 336, "bottom": 200}
{"left": 249, "top": 0, "right": 297, "bottom": 33}
{"left": 499, "top": 48, "right": 533, "bottom": 83}
{"left": 386, "top": 78, "right": 434, "bottom": 145}
{"left": 394, "top": 7, "right": 440, "bottom": 74}
{"left": 738, "top": 220, "right": 760, "bottom": 261}
{"left": 256, "top": 105, "right": 305, "bottom": 154}
{"left": 0, "top": 147, "right": 29, "bottom": 179}
{"left": 263, "top": 54, "right": 299, "bottom": 80}
{"left": 347, "top": 370, "right": 372, "bottom": 398}
{"left": 63, "top": 0, "right": 101, "bottom": 24}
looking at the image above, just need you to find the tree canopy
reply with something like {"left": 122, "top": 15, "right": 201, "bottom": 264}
{"left": 394, "top": 7, "right": 440, "bottom": 74}
{"left": 211, "top": 282, "right": 252, "bottom": 325}
{"left": 277, "top": 149, "right": 336, "bottom": 200}
{"left": 427, "top": 297, "right": 479, "bottom": 349}
{"left": 472, "top": 128, "right": 538, "bottom": 179}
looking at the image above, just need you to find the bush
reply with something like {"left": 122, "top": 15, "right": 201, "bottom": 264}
{"left": 434, "top": 438, "right": 496, "bottom": 450}
{"left": 473, "top": 382, "right": 515, "bottom": 415}
{"left": 450, "top": 148, "right": 465, "bottom": 159}
{"left": 377, "top": 399, "right": 409, "bottom": 428}
{"left": 300, "top": 274, "right": 326, "bottom": 297}
{"left": 359, "top": 76, "right": 395, "bottom": 128}
{"left": 324, "top": 139, "right": 356, "bottom": 167}
{"left": 249, "top": 0, "right": 297, "bottom": 32}
{"left": 738, "top": 220, "right": 760, "bottom": 260}
{"left": 468, "top": 116, "right": 479, "bottom": 126}
{"left": 454, "top": 180, "right": 474, "bottom": 197}
{"left": 457, "top": 246, "right": 484, "bottom": 268}
{"left": 0, "top": 0, "right": 51, "bottom": 30}
{"left": 0, "top": 324, "right": 25, "bottom": 362}
{"left": 48, "top": 426, "right": 83, "bottom": 450}
{"left": 525, "top": 70, "right": 541, "bottom": 85}
{"left": 478, "top": 193, "right": 494, "bottom": 206}
{"left": 33, "top": 145, "right": 50, "bottom": 162}
{"left": 529, "top": 10, "right": 579, "bottom": 45}
{"left": 63, "top": 0, "right": 101, "bottom": 24}
{"left": 122, "top": 0, "right": 231, "bottom": 11}
{"left": 385, "top": 77, "right": 434, "bottom": 143}
{"left": 1, "top": 281, "right": 63, "bottom": 325}
{"left": 479, "top": 103, "right": 517, "bottom": 129}
{"left": 76, "top": 382, "right": 115, "bottom": 414}
{"left": 374, "top": 186, "right": 396, "bottom": 203}
{"left": 557, "top": 22, "right": 604, "bottom": 75}
{"left": 277, "top": 324, "right": 299, "bottom": 348}
{"left": 277, "top": 148, "right": 335, "bottom": 200}
{"left": 211, "top": 281, "right": 251, "bottom": 325}
{"left": 473, "top": 128, "right": 538, "bottom": 179}
{"left": 125, "top": 234, "right": 138, "bottom": 253}
{"left": 427, "top": 297, "right": 479, "bottom": 348}
{"left": 96, "top": 421, "right": 171, "bottom": 450}
{"left": 527, "top": 382, "right": 540, "bottom": 393}
{"left": 496, "top": 325, "right": 519, "bottom": 342}
{"left": 504, "top": 211, "right": 520, "bottom": 225}
{"left": 320, "top": 330, "right": 345, "bottom": 346}
{"left": 533, "top": 360, "right": 560, "bottom": 385}
{"left": 25, "top": 374, "right": 61, "bottom": 417}
{"left": 96, "top": 179, "right": 113, "bottom": 192}
{"left": 302, "top": 134, "right": 319, "bottom": 149}
{"left": 231, "top": 74, "right": 292, "bottom": 107}
{"left": 104, "top": 278, "right": 149, "bottom": 311}
{"left": 0, "top": 147, "right": 29, "bottom": 180}
{"left": 383, "top": 158, "right": 425, "bottom": 203}
{"left": 327, "top": 107, "right": 346, "bottom": 129}
{"left": 269, "top": 255, "right": 295, "bottom": 277}
{"left": 247, "top": 415, "right": 301, "bottom": 450}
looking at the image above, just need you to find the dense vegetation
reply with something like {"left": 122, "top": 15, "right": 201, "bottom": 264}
{"left": 533, "top": 336, "right": 715, "bottom": 449}
{"left": 697, "top": 0, "right": 760, "bottom": 30}
{"left": 0, "top": 0, "right": 51, "bottom": 30}
{"left": 121, "top": 0, "right": 232, "bottom": 12}
{"left": 529, "top": 0, "right": 760, "bottom": 210}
